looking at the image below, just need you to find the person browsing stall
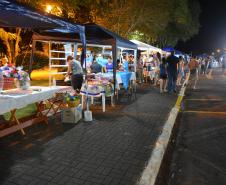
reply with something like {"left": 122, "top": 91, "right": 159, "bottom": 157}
{"left": 222, "top": 56, "right": 226, "bottom": 75}
{"left": 67, "top": 55, "right": 83, "bottom": 94}
{"left": 106, "top": 57, "right": 113, "bottom": 72}
{"left": 90, "top": 58, "right": 102, "bottom": 73}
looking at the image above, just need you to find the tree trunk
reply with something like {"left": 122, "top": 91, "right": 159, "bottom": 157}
{"left": 14, "top": 28, "right": 22, "bottom": 62}
{"left": 5, "top": 40, "right": 12, "bottom": 64}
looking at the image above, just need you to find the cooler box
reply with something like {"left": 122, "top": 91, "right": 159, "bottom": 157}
{"left": 62, "top": 104, "right": 82, "bottom": 123}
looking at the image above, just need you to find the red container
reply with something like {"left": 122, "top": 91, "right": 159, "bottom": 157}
{"left": 3, "top": 77, "right": 15, "bottom": 90}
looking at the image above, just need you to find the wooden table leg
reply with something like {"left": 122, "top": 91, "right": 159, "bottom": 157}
{"left": 53, "top": 101, "right": 63, "bottom": 115}
{"left": 36, "top": 102, "right": 48, "bottom": 125}
{"left": 102, "top": 94, "right": 106, "bottom": 112}
{"left": 10, "top": 109, "right": 25, "bottom": 135}
{"left": 81, "top": 94, "right": 85, "bottom": 110}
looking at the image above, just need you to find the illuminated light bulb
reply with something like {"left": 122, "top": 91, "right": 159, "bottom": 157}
{"left": 46, "top": 5, "right": 52, "bottom": 13}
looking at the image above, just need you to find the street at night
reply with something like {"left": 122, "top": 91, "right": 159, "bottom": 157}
{"left": 0, "top": 0, "right": 226, "bottom": 185}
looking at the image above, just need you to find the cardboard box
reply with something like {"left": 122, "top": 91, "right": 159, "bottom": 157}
{"left": 61, "top": 104, "right": 82, "bottom": 123}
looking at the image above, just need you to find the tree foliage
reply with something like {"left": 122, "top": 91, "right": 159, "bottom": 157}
{"left": 15, "top": 0, "right": 200, "bottom": 49}
{"left": 0, "top": 28, "right": 21, "bottom": 64}
{"left": 156, "top": 0, "right": 201, "bottom": 47}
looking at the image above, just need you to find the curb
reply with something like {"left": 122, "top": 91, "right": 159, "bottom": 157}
{"left": 138, "top": 73, "right": 190, "bottom": 185}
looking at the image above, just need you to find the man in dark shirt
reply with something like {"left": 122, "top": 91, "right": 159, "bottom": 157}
{"left": 166, "top": 50, "right": 179, "bottom": 93}
{"left": 90, "top": 59, "right": 102, "bottom": 73}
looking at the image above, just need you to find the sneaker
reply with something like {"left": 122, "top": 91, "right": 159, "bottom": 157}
{"left": 164, "top": 89, "right": 168, "bottom": 93}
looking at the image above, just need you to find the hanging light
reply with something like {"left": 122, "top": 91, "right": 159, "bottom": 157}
{"left": 46, "top": 5, "right": 53, "bottom": 13}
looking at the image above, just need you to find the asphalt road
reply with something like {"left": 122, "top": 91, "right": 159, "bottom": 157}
{"left": 159, "top": 69, "right": 226, "bottom": 185}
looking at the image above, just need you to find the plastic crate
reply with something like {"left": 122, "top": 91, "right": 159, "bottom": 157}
{"left": 61, "top": 104, "right": 82, "bottom": 123}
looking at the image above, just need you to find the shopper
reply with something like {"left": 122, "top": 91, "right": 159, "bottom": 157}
{"left": 90, "top": 59, "right": 102, "bottom": 73}
{"left": 201, "top": 57, "right": 206, "bottom": 74}
{"left": 222, "top": 56, "right": 226, "bottom": 75}
{"left": 177, "top": 56, "right": 184, "bottom": 86}
{"left": 166, "top": 50, "right": 179, "bottom": 93}
{"left": 188, "top": 57, "right": 199, "bottom": 89}
{"left": 159, "top": 57, "right": 168, "bottom": 93}
{"left": 67, "top": 55, "right": 83, "bottom": 94}
{"left": 137, "top": 56, "right": 144, "bottom": 83}
{"left": 128, "top": 55, "right": 135, "bottom": 72}
{"left": 204, "top": 57, "right": 209, "bottom": 74}
{"left": 106, "top": 57, "right": 113, "bottom": 72}
{"left": 206, "top": 56, "right": 213, "bottom": 79}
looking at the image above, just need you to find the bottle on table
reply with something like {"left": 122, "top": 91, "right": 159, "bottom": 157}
{"left": 0, "top": 69, "right": 3, "bottom": 92}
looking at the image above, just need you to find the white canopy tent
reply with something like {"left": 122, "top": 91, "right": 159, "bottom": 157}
{"left": 130, "top": 39, "right": 162, "bottom": 54}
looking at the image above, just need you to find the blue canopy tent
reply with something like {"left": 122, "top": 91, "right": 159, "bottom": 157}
{"left": 162, "top": 47, "right": 184, "bottom": 56}
{"left": 0, "top": 0, "right": 58, "bottom": 29}
{"left": 0, "top": 0, "right": 86, "bottom": 76}
{"left": 197, "top": 53, "right": 208, "bottom": 58}
{"left": 162, "top": 46, "right": 175, "bottom": 52}
{"left": 175, "top": 50, "right": 184, "bottom": 56}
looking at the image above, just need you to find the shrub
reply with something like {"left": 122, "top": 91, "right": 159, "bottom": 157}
{"left": 16, "top": 52, "right": 49, "bottom": 71}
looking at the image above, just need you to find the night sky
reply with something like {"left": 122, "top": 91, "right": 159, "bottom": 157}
{"left": 176, "top": 0, "right": 226, "bottom": 55}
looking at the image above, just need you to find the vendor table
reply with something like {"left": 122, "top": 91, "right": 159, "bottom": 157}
{"left": 80, "top": 82, "right": 114, "bottom": 112}
{"left": 96, "top": 72, "right": 136, "bottom": 90}
{"left": 0, "top": 86, "right": 70, "bottom": 138}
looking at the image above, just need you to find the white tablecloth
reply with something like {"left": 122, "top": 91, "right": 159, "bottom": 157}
{"left": 0, "top": 86, "right": 69, "bottom": 115}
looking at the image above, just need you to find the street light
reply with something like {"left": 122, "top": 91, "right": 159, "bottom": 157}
{"left": 217, "top": 49, "right": 221, "bottom": 53}
{"left": 46, "top": 5, "right": 52, "bottom": 13}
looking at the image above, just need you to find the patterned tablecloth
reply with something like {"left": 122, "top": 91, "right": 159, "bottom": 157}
{"left": 0, "top": 86, "right": 70, "bottom": 115}
{"left": 96, "top": 72, "right": 136, "bottom": 90}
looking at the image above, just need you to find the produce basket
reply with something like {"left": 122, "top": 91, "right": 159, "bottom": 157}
{"left": 3, "top": 77, "right": 15, "bottom": 90}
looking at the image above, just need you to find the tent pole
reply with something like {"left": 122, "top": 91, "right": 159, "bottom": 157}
{"left": 102, "top": 46, "right": 105, "bottom": 55}
{"left": 28, "top": 40, "right": 36, "bottom": 78}
{"left": 48, "top": 41, "right": 51, "bottom": 86}
{"left": 74, "top": 43, "right": 78, "bottom": 59}
{"left": 134, "top": 49, "right": 137, "bottom": 97}
{"left": 112, "top": 42, "right": 117, "bottom": 97}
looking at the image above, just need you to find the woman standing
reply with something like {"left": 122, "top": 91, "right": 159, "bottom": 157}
{"left": 177, "top": 56, "right": 184, "bottom": 86}
{"left": 137, "top": 56, "right": 144, "bottom": 83}
{"left": 106, "top": 57, "right": 113, "bottom": 72}
{"left": 159, "top": 57, "right": 168, "bottom": 93}
{"left": 206, "top": 56, "right": 213, "bottom": 79}
{"left": 222, "top": 56, "right": 226, "bottom": 75}
{"left": 67, "top": 55, "right": 84, "bottom": 94}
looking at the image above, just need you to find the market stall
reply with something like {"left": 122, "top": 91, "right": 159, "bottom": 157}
{"left": 0, "top": 86, "right": 71, "bottom": 137}
{"left": 0, "top": 0, "right": 86, "bottom": 136}
{"left": 32, "top": 23, "right": 138, "bottom": 112}
{"left": 83, "top": 24, "right": 138, "bottom": 101}
{"left": 130, "top": 39, "right": 162, "bottom": 54}
{"left": 130, "top": 40, "right": 162, "bottom": 83}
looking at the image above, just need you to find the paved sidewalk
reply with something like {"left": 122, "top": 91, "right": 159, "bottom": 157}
{"left": 0, "top": 84, "right": 177, "bottom": 185}
{"left": 166, "top": 69, "right": 226, "bottom": 185}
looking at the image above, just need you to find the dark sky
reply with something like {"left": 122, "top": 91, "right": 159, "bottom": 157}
{"left": 176, "top": 0, "right": 226, "bottom": 55}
